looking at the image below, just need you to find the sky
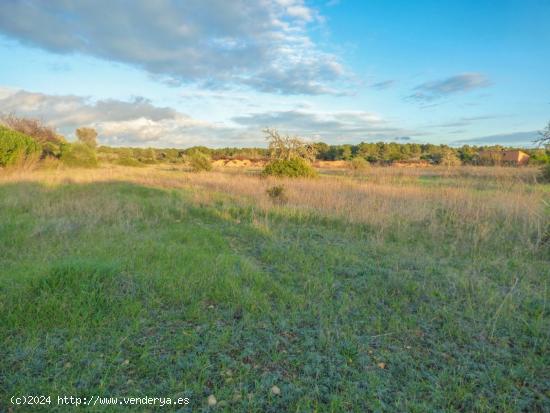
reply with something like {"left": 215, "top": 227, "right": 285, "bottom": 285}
{"left": 0, "top": 0, "right": 548, "bottom": 148}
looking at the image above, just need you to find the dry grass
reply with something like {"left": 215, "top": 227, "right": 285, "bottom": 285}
{"left": 1, "top": 164, "right": 547, "bottom": 253}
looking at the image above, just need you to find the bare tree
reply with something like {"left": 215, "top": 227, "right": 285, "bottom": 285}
{"left": 1, "top": 114, "right": 59, "bottom": 143}
{"left": 264, "top": 128, "right": 317, "bottom": 162}
{"left": 535, "top": 121, "right": 550, "bottom": 147}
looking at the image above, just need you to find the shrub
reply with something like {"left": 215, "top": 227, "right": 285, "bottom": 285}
{"left": 187, "top": 150, "right": 212, "bottom": 172}
{"left": 349, "top": 157, "right": 369, "bottom": 171}
{"left": 116, "top": 157, "right": 145, "bottom": 167}
{"left": 266, "top": 185, "right": 287, "bottom": 205}
{"left": 262, "top": 158, "right": 317, "bottom": 178}
{"left": 60, "top": 142, "right": 98, "bottom": 168}
{"left": 540, "top": 164, "right": 550, "bottom": 183}
{"left": 0, "top": 126, "right": 41, "bottom": 166}
{"left": 76, "top": 127, "right": 98, "bottom": 148}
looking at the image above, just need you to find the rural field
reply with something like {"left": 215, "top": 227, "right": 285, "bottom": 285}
{"left": 1, "top": 164, "right": 548, "bottom": 412}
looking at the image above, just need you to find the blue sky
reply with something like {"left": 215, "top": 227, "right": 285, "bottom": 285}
{"left": 0, "top": 0, "right": 548, "bottom": 148}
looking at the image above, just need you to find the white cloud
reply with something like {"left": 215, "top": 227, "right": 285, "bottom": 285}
{"left": 0, "top": 88, "right": 241, "bottom": 147}
{"left": 0, "top": 0, "right": 346, "bottom": 95}
{"left": 0, "top": 88, "right": 418, "bottom": 147}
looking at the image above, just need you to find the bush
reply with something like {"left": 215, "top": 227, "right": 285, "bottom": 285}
{"left": 540, "top": 164, "right": 550, "bottom": 183}
{"left": 60, "top": 143, "right": 98, "bottom": 168}
{"left": 0, "top": 126, "right": 41, "bottom": 166}
{"left": 187, "top": 151, "right": 212, "bottom": 172}
{"left": 116, "top": 157, "right": 145, "bottom": 167}
{"left": 76, "top": 127, "right": 98, "bottom": 148}
{"left": 266, "top": 185, "right": 287, "bottom": 205}
{"left": 349, "top": 157, "right": 369, "bottom": 171}
{"left": 262, "top": 158, "right": 317, "bottom": 178}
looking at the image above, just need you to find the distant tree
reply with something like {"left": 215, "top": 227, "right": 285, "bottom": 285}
{"left": 458, "top": 145, "right": 477, "bottom": 164}
{"left": 439, "top": 148, "right": 462, "bottom": 167}
{"left": 264, "top": 128, "right": 317, "bottom": 162}
{"left": 341, "top": 145, "right": 353, "bottom": 160}
{"left": 187, "top": 150, "right": 212, "bottom": 172}
{"left": 535, "top": 121, "right": 550, "bottom": 147}
{"left": 76, "top": 127, "right": 98, "bottom": 148}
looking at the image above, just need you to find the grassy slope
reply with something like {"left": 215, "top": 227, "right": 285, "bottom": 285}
{"left": 0, "top": 171, "right": 549, "bottom": 412}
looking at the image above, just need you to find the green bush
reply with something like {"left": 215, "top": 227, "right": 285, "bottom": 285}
{"left": 0, "top": 126, "right": 41, "bottom": 166}
{"left": 60, "top": 142, "right": 98, "bottom": 168}
{"left": 116, "top": 157, "right": 145, "bottom": 167}
{"left": 540, "top": 164, "right": 550, "bottom": 183}
{"left": 187, "top": 151, "right": 212, "bottom": 172}
{"left": 349, "top": 157, "right": 369, "bottom": 171}
{"left": 262, "top": 158, "right": 317, "bottom": 178}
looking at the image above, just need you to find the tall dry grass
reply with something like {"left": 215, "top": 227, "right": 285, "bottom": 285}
{"left": 1, "top": 164, "right": 548, "bottom": 253}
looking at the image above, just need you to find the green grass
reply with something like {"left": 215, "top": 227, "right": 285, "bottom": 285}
{"left": 0, "top": 178, "right": 549, "bottom": 412}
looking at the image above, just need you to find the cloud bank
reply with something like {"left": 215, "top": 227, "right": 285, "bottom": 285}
{"left": 0, "top": 0, "right": 346, "bottom": 95}
{"left": 0, "top": 88, "right": 245, "bottom": 147}
{"left": 233, "top": 109, "right": 416, "bottom": 142}
{"left": 0, "top": 88, "right": 416, "bottom": 147}
{"left": 409, "top": 73, "right": 491, "bottom": 101}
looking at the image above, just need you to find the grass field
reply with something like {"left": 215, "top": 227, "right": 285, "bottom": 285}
{"left": 1, "top": 165, "right": 549, "bottom": 412}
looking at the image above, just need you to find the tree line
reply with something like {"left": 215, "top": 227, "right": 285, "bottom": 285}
{"left": 1, "top": 115, "right": 550, "bottom": 169}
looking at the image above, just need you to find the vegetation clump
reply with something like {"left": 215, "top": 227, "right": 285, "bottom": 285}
{"left": 60, "top": 142, "right": 98, "bottom": 168}
{"left": 540, "top": 163, "right": 550, "bottom": 182}
{"left": 349, "top": 157, "right": 370, "bottom": 171}
{"left": 76, "top": 127, "right": 98, "bottom": 148}
{"left": 263, "top": 157, "right": 317, "bottom": 178}
{"left": 116, "top": 157, "right": 145, "bottom": 167}
{"left": 0, "top": 125, "right": 41, "bottom": 167}
{"left": 187, "top": 150, "right": 212, "bottom": 172}
{"left": 266, "top": 185, "right": 287, "bottom": 205}
{"left": 262, "top": 128, "right": 317, "bottom": 178}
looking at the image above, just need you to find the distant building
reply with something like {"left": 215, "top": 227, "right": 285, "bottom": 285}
{"left": 478, "top": 150, "right": 530, "bottom": 165}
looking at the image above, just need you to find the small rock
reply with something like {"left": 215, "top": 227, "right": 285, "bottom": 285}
{"left": 377, "top": 362, "right": 386, "bottom": 369}
{"left": 271, "top": 385, "right": 281, "bottom": 395}
{"left": 207, "top": 395, "right": 217, "bottom": 406}
{"left": 122, "top": 359, "right": 130, "bottom": 365}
